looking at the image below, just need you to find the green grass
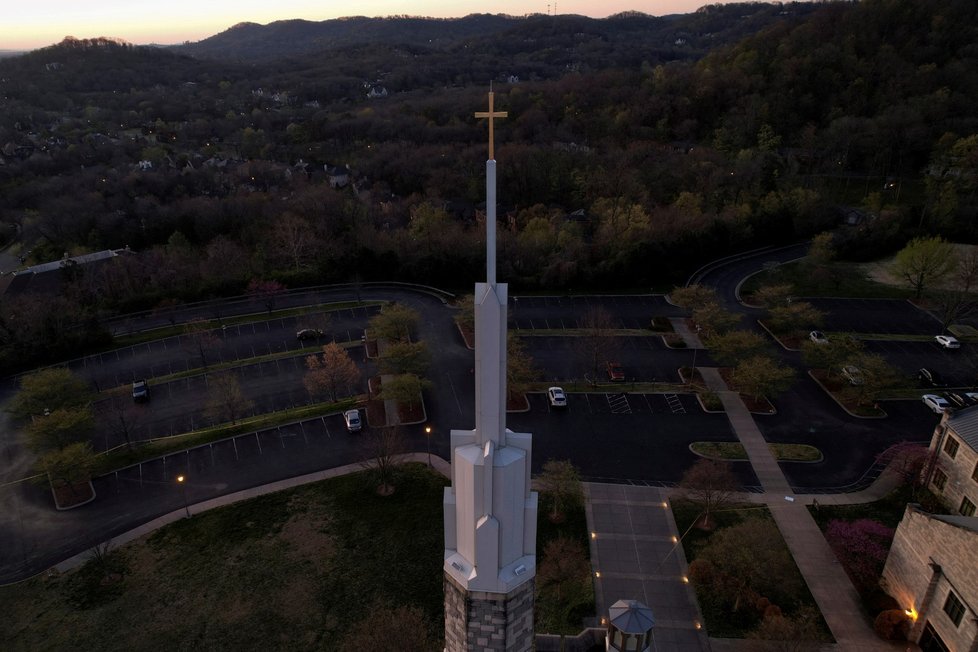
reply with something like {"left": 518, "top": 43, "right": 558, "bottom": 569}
{"left": 690, "top": 441, "right": 822, "bottom": 462}
{"left": 93, "top": 397, "right": 357, "bottom": 474}
{"left": 741, "top": 261, "right": 914, "bottom": 300}
{"left": 0, "top": 464, "right": 594, "bottom": 650}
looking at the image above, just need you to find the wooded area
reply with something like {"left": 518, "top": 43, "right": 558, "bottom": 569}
{"left": 1, "top": 1, "right": 976, "bottom": 370}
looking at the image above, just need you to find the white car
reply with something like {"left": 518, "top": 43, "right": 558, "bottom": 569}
{"left": 547, "top": 387, "right": 567, "bottom": 408}
{"left": 935, "top": 335, "right": 961, "bottom": 349}
{"left": 809, "top": 330, "right": 829, "bottom": 345}
{"left": 922, "top": 394, "right": 951, "bottom": 414}
{"left": 841, "top": 365, "right": 864, "bottom": 386}
{"left": 343, "top": 409, "right": 362, "bottom": 432}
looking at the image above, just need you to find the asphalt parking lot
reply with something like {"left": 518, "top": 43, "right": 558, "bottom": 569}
{"left": 507, "top": 391, "right": 757, "bottom": 488}
{"left": 862, "top": 339, "right": 978, "bottom": 388}
{"left": 806, "top": 297, "right": 940, "bottom": 335}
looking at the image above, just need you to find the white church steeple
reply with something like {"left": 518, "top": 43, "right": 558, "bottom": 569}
{"left": 443, "top": 90, "right": 537, "bottom": 652}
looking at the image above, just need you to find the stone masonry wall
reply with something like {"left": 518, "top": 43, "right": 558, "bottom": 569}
{"left": 444, "top": 572, "right": 535, "bottom": 652}
{"left": 882, "top": 505, "right": 978, "bottom": 650}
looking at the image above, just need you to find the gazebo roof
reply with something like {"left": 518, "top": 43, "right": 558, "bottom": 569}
{"left": 608, "top": 599, "right": 655, "bottom": 633}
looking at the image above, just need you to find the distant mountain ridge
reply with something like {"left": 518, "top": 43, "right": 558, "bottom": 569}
{"left": 172, "top": 5, "right": 821, "bottom": 63}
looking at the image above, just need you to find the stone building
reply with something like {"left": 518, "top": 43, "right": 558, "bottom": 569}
{"left": 926, "top": 407, "right": 978, "bottom": 517}
{"left": 881, "top": 504, "right": 978, "bottom": 651}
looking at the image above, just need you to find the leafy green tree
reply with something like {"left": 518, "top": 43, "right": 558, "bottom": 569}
{"left": 844, "top": 354, "right": 903, "bottom": 406}
{"left": 36, "top": 441, "right": 97, "bottom": 494}
{"left": 377, "top": 341, "right": 431, "bottom": 377}
{"left": 369, "top": 303, "right": 420, "bottom": 344}
{"left": 536, "top": 459, "right": 584, "bottom": 523}
{"left": 453, "top": 293, "right": 475, "bottom": 335}
{"left": 765, "top": 301, "right": 824, "bottom": 335}
{"left": 705, "top": 330, "right": 768, "bottom": 367}
{"left": 730, "top": 355, "right": 794, "bottom": 402}
{"left": 507, "top": 334, "right": 537, "bottom": 402}
{"left": 697, "top": 518, "right": 804, "bottom": 613}
{"left": 377, "top": 374, "right": 429, "bottom": 410}
{"left": 26, "top": 407, "right": 95, "bottom": 452}
{"left": 747, "top": 607, "right": 826, "bottom": 652}
{"left": 669, "top": 284, "right": 718, "bottom": 308}
{"left": 751, "top": 284, "right": 794, "bottom": 308}
{"left": 692, "top": 302, "right": 742, "bottom": 336}
{"left": 891, "top": 236, "right": 958, "bottom": 299}
{"left": 304, "top": 342, "right": 361, "bottom": 401}
{"left": 801, "top": 333, "right": 863, "bottom": 371}
{"left": 10, "top": 368, "right": 92, "bottom": 420}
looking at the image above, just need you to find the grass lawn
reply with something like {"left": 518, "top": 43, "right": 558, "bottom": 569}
{"left": 0, "top": 463, "right": 591, "bottom": 650}
{"left": 741, "top": 261, "right": 915, "bottom": 300}
{"left": 690, "top": 441, "right": 822, "bottom": 462}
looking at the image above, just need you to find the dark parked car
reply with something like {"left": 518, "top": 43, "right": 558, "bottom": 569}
{"left": 132, "top": 379, "right": 149, "bottom": 402}
{"left": 918, "top": 367, "right": 947, "bottom": 387}
{"left": 296, "top": 328, "right": 324, "bottom": 341}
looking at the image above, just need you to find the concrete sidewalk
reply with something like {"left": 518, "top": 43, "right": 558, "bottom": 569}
{"left": 691, "top": 365, "right": 916, "bottom": 651}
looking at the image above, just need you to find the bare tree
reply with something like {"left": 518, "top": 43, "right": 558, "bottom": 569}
{"left": 183, "top": 318, "right": 223, "bottom": 371}
{"left": 537, "top": 537, "right": 591, "bottom": 602}
{"left": 536, "top": 459, "right": 584, "bottom": 523}
{"left": 205, "top": 373, "right": 253, "bottom": 425}
{"left": 304, "top": 342, "right": 361, "bottom": 401}
{"left": 678, "top": 459, "right": 739, "bottom": 530}
{"left": 575, "top": 305, "right": 617, "bottom": 382}
{"left": 99, "top": 393, "right": 145, "bottom": 450}
{"left": 360, "top": 426, "right": 407, "bottom": 495}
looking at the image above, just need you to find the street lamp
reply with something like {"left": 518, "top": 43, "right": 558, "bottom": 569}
{"left": 425, "top": 426, "right": 433, "bottom": 467}
{"left": 176, "top": 475, "right": 190, "bottom": 518}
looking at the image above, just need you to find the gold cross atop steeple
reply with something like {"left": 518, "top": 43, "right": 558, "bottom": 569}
{"left": 474, "top": 89, "right": 507, "bottom": 160}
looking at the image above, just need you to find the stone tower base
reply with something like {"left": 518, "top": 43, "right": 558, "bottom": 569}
{"left": 444, "top": 572, "right": 535, "bottom": 652}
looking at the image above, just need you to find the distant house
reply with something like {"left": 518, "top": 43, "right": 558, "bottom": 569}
{"left": 367, "top": 86, "right": 388, "bottom": 98}
{"left": 881, "top": 504, "right": 978, "bottom": 651}
{"left": 325, "top": 164, "right": 350, "bottom": 189}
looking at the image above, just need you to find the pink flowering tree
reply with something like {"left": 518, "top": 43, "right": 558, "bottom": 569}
{"left": 247, "top": 278, "right": 286, "bottom": 315}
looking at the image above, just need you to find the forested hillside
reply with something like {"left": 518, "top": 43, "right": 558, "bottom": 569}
{"left": 0, "top": 1, "right": 976, "bottom": 370}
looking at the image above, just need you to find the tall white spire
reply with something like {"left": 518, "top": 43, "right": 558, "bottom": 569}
{"left": 443, "top": 90, "right": 537, "bottom": 652}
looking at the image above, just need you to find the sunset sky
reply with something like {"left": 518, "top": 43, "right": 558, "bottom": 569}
{"left": 1, "top": 0, "right": 764, "bottom": 51}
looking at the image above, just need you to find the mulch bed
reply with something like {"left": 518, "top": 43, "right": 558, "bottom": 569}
{"left": 51, "top": 480, "right": 96, "bottom": 510}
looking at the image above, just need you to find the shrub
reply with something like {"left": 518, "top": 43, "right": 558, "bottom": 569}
{"left": 873, "top": 609, "right": 910, "bottom": 641}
